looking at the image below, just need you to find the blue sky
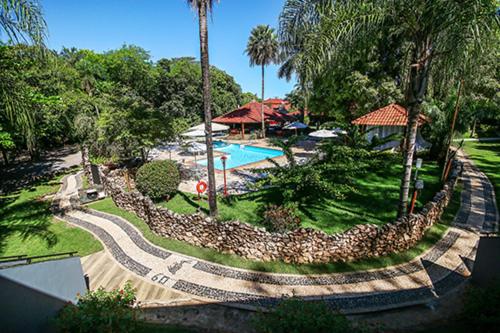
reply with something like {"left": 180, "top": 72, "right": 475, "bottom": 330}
{"left": 41, "top": 0, "right": 296, "bottom": 98}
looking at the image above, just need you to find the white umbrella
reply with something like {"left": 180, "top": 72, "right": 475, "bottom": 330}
{"left": 308, "top": 129, "right": 338, "bottom": 139}
{"left": 186, "top": 141, "right": 207, "bottom": 154}
{"left": 181, "top": 130, "right": 205, "bottom": 137}
{"left": 188, "top": 122, "right": 229, "bottom": 132}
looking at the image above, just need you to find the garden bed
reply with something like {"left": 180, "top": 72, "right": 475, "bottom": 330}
{"left": 160, "top": 160, "right": 443, "bottom": 234}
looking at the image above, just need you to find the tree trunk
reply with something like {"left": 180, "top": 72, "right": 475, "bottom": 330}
{"left": 1, "top": 148, "right": 9, "bottom": 166}
{"left": 197, "top": 0, "right": 218, "bottom": 217}
{"left": 397, "top": 38, "right": 433, "bottom": 218}
{"left": 261, "top": 64, "right": 266, "bottom": 138}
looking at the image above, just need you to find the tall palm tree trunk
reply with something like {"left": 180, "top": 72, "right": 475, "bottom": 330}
{"left": 197, "top": 0, "right": 218, "bottom": 216}
{"left": 261, "top": 64, "right": 265, "bottom": 138}
{"left": 397, "top": 39, "right": 432, "bottom": 218}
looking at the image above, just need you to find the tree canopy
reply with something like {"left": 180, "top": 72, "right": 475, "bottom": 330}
{"left": 0, "top": 44, "right": 252, "bottom": 164}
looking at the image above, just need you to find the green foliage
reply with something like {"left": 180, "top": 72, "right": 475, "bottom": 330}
{"left": 0, "top": 43, "right": 251, "bottom": 161}
{"left": 0, "top": 0, "right": 47, "bottom": 45}
{"left": 267, "top": 135, "right": 302, "bottom": 166}
{"left": 56, "top": 282, "right": 138, "bottom": 333}
{"left": 253, "top": 298, "right": 355, "bottom": 333}
{"left": 256, "top": 143, "right": 393, "bottom": 204}
{"left": 263, "top": 203, "right": 301, "bottom": 232}
{"left": 246, "top": 25, "right": 279, "bottom": 67}
{"left": 461, "top": 281, "right": 500, "bottom": 333}
{"left": 136, "top": 160, "right": 180, "bottom": 201}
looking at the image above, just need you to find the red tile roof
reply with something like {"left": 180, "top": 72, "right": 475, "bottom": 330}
{"left": 213, "top": 101, "right": 296, "bottom": 124}
{"left": 352, "top": 103, "right": 429, "bottom": 126}
{"left": 264, "top": 98, "right": 291, "bottom": 111}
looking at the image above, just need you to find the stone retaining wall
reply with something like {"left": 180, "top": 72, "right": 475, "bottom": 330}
{"left": 97, "top": 162, "right": 461, "bottom": 264}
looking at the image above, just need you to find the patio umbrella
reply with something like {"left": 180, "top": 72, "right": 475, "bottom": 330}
{"left": 188, "top": 122, "right": 229, "bottom": 132}
{"left": 308, "top": 129, "right": 338, "bottom": 139}
{"left": 186, "top": 142, "right": 207, "bottom": 166}
{"left": 181, "top": 130, "right": 205, "bottom": 137}
{"left": 283, "top": 121, "right": 308, "bottom": 135}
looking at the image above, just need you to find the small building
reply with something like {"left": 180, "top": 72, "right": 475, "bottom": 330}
{"left": 213, "top": 101, "right": 295, "bottom": 139}
{"left": 352, "top": 103, "right": 431, "bottom": 150}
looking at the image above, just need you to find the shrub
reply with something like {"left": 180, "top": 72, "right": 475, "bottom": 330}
{"left": 253, "top": 298, "right": 356, "bottom": 333}
{"left": 263, "top": 203, "right": 301, "bottom": 232}
{"left": 135, "top": 160, "right": 180, "bottom": 200}
{"left": 56, "top": 282, "right": 138, "bottom": 333}
{"left": 461, "top": 280, "right": 500, "bottom": 333}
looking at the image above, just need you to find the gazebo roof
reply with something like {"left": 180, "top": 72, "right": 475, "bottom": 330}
{"left": 213, "top": 101, "right": 295, "bottom": 124}
{"left": 352, "top": 103, "right": 429, "bottom": 127}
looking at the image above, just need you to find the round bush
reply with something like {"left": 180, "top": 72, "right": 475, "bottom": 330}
{"left": 135, "top": 160, "right": 180, "bottom": 200}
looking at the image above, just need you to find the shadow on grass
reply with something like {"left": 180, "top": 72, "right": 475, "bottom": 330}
{"left": 0, "top": 196, "right": 59, "bottom": 255}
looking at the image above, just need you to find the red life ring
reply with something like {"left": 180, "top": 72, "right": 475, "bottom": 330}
{"left": 196, "top": 180, "right": 208, "bottom": 194}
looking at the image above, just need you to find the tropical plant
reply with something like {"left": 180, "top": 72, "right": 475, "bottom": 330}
{"left": 268, "top": 135, "right": 302, "bottom": 167}
{"left": 245, "top": 25, "right": 279, "bottom": 137}
{"left": 56, "top": 281, "right": 138, "bottom": 333}
{"left": 187, "top": 0, "right": 218, "bottom": 217}
{"left": 135, "top": 160, "right": 181, "bottom": 201}
{"left": 0, "top": 0, "right": 46, "bottom": 158}
{"left": 278, "top": 0, "right": 499, "bottom": 217}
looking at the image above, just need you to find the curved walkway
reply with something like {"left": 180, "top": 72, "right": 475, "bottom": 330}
{"left": 54, "top": 152, "right": 497, "bottom": 313}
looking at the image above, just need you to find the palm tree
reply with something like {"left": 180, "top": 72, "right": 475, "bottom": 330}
{"left": 0, "top": 0, "right": 46, "bottom": 157}
{"left": 279, "top": 0, "right": 499, "bottom": 217}
{"left": 187, "top": 0, "right": 218, "bottom": 216}
{"left": 245, "top": 25, "right": 279, "bottom": 138}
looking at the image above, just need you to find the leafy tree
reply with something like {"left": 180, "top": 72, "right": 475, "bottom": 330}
{"left": 268, "top": 135, "right": 302, "bottom": 167}
{"left": 246, "top": 25, "right": 279, "bottom": 137}
{"left": 241, "top": 91, "right": 259, "bottom": 105}
{"left": 0, "top": 0, "right": 46, "bottom": 158}
{"left": 279, "top": 0, "right": 499, "bottom": 217}
{"left": 97, "top": 87, "right": 173, "bottom": 161}
{"left": 187, "top": 0, "right": 218, "bottom": 217}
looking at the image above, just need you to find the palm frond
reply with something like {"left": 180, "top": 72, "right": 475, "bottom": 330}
{"left": 0, "top": 0, "right": 47, "bottom": 45}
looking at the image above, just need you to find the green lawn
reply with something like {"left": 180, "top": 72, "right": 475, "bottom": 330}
{"left": 160, "top": 161, "right": 443, "bottom": 234}
{"left": 88, "top": 180, "right": 461, "bottom": 274}
{"left": 462, "top": 141, "right": 500, "bottom": 207}
{"left": 0, "top": 174, "right": 102, "bottom": 258}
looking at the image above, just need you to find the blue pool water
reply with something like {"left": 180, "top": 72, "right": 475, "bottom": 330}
{"left": 198, "top": 142, "right": 283, "bottom": 170}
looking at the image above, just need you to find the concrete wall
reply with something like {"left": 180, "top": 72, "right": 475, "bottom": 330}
{"left": 0, "top": 257, "right": 87, "bottom": 333}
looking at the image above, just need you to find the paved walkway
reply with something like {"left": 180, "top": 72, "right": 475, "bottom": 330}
{"left": 54, "top": 153, "right": 497, "bottom": 313}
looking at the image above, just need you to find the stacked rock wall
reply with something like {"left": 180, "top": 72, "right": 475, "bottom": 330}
{"left": 98, "top": 162, "right": 461, "bottom": 264}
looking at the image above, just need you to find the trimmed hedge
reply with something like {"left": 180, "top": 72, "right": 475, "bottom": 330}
{"left": 135, "top": 160, "right": 180, "bottom": 200}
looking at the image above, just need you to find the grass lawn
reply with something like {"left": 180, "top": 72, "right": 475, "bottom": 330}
{"left": 160, "top": 160, "right": 443, "bottom": 234}
{"left": 0, "top": 174, "right": 103, "bottom": 258}
{"left": 462, "top": 141, "right": 500, "bottom": 207}
{"left": 88, "top": 180, "right": 461, "bottom": 274}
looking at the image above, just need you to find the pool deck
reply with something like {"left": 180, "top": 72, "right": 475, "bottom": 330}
{"left": 154, "top": 138, "right": 316, "bottom": 195}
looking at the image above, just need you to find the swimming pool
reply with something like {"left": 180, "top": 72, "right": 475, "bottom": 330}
{"left": 198, "top": 142, "right": 284, "bottom": 170}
